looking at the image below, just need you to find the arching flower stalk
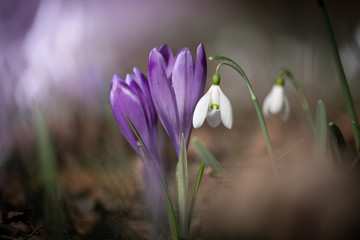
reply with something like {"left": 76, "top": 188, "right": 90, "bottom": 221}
{"left": 206, "top": 56, "right": 277, "bottom": 174}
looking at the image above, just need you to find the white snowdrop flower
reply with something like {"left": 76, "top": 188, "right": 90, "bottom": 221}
{"left": 262, "top": 77, "right": 290, "bottom": 121}
{"left": 193, "top": 73, "right": 233, "bottom": 129}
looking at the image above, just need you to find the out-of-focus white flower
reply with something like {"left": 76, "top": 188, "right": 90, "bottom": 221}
{"left": 262, "top": 77, "right": 290, "bottom": 121}
{"left": 193, "top": 73, "right": 233, "bottom": 129}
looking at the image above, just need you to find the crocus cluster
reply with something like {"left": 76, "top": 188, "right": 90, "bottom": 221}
{"left": 110, "top": 43, "right": 206, "bottom": 160}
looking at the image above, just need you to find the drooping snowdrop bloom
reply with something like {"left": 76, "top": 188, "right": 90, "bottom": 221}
{"left": 262, "top": 77, "right": 290, "bottom": 121}
{"left": 110, "top": 68, "right": 159, "bottom": 161}
{"left": 148, "top": 44, "right": 206, "bottom": 156}
{"left": 193, "top": 73, "right": 233, "bottom": 129}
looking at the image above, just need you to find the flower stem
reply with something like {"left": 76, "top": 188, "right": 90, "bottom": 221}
{"left": 127, "top": 116, "right": 178, "bottom": 239}
{"left": 318, "top": 0, "right": 360, "bottom": 148}
{"left": 210, "top": 56, "right": 277, "bottom": 174}
{"left": 281, "top": 69, "right": 316, "bottom": 131}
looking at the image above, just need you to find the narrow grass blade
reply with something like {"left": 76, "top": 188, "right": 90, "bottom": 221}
{"left": 188, "top": 162, "right": 204, "bottom": 230}
{"left": 33, "top": 107, "right": 62, "bottom": 238}
{"left": 353, "top": 121, "right": 360, "bottom": 131}
{"left": 34, "top": 108, "right": 57, "bottom": 196}
{"left": 314, "top": 100, "right": 327, "bottom": 158}
{"left": 282, "top": 69, "right": 315, "bottom": 131}
{"left": 162, "top": 181, "right": 178, "bottom": 240}
{"left": 328, "top": 122, "right": 349, "bottom": 165}
{"left": 193, "top": 138, "right": 227, "bottom": 178}
{"left": 126, "top": 115, "right": 152, "bottom": 161}
{"left": 176, "top": 133, "right": 189, "bottom": 238}
{"left": 318, "top": 0, "right": 360, "bottom": 149}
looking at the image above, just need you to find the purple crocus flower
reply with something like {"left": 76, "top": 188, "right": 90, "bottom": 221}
{"left": 110, "top": 68, "right": 169, "bottom": 232}
{"left": 110, "top": 67, "right": 159, "bottom": 161}
{"left": 148, "top": 44, "right": 206, "bottom": 156}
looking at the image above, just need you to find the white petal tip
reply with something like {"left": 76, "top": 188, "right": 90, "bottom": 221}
{"left": 192, "top": 119, "right": 203, "bottom": 129}
{"left": 192, "top": 87, "right": 212, "bottom": 129}
{"left": 224, "top": 121, "right": 233, "bottom": 129}
{"left": 218, "top": 87, "right": 233, "bottom": 130}
{"left": 263, "top": 110, "right": 271, "bottom": 118}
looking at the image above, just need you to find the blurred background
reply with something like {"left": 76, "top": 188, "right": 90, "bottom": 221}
{"left": 1, "top": 0, "right": 360, "bottom": 239}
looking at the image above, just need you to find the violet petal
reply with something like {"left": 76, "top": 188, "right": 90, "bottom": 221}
{"left": 159, "top": 44, "right": 175, "bottom": 78}
{"left": 172, "top": 48, "right": 195, "bottom": 139}
{"left": 110, "top": 75, "right": 149, "bottom": 154}
{"left": 148, "top": 48, "right": 180, "bottom": 152}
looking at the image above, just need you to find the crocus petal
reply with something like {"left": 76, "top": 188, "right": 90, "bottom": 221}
{"left": 193, "top": 86, "right": 213, "bottom": 128}
{"left": 129, "top": 81, "right": 153, "bottom": 126}
{"left": 133, "top": 67, "right": 152, "bottom": 103}
{"left": 148, "top": 48, "right": 179, "bottom": 152}
{"left": 159, "top": 44, "right": 175, "bottom": 78}
{"left": 148, "top": 44, "right": 207, "bottom": 157}
{"left": 172, "top": 48, "right": 195, "bottom": 134}
{"left": 268, "top": 85, "right": 284, "bottom": 114}
{"left": 132, "top": 67, "right": 157, "bottom": 124}
{"left": 125, "top": 71, "right": 154, "bottom": 128}
{"left": 219, "top": 87, "right": 233, "bottom": 129}
{"left": 193, "top": 43, "right": 207, "bottom": 102}
{"left": 206, "top": 108, "right": 221, "bottom": 127}
{"left": 125, "top": 73, "right": 134, "bottom": 85}
{"left": 282, "top": 95, "right": 290, "bottom": 121}
{"left": 110, "top": 75, "right": 150, "bottom": 155}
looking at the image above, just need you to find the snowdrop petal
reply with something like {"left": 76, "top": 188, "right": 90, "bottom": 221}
{"left": 193, "top": 86, "right": 213, "bottom": 128}
{"left": 282, "top": 95, "right": 290, "bottom": 121}
{"left": 262, "top": 91, "right": 273, "bottom": 117}
{"left": 219, "top": 87, "right": 233, "bottom": 129}
{"left": 263, "top": 83, "right": 291, "bottom": 121}
{"left": 268, "top": 85, "right": 284, "bottom": 114}
{"left": 206, "top": 108, "right": 221, "bottom": 127}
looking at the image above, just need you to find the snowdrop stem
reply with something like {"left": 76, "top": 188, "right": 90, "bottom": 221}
{"left": 318, "top": 0, "right": 360, "bottom": 149}
{"left": 281, "top": 69, "right": 316, "bottom": 131}
{"left": 210, "top": 56, "right": 277, "bottom": 174}
{"left": 215, "top": 62, "right": 226, "bottom": 74}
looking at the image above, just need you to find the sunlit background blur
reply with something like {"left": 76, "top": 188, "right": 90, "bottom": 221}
{"left": 1, "top": 0, "right": 360, "bottom": 239}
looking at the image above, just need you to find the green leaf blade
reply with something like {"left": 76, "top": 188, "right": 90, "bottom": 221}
{"left": 188, "top": 162, "right": 204, "bottom": 230}
{"left": 328, "top": 122, "right": 349, "bottom": 165}
{"left": 193, "top": 138, "right": 227, "bottom": 178}
{"left": 315, "top": 100, "right": 327, "bottom": 158}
